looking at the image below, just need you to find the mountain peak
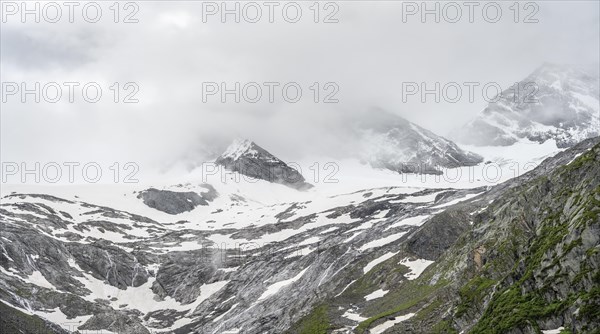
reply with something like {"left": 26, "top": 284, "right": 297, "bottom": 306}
{"left": 454, "top": 63, "right": 600, "bottom": 148}
{"left": 215, "top": 139, "right": 313, "bottom": 190}
{"left": 220, "top": 138, "right": 256, "bottom": 160}
{"left": 356, "top": 109, "right": 483, "bottom": 174}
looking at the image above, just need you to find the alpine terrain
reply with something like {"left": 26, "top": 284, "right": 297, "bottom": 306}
{"left": 454, "top": 63, "right": 600, "bottom": 148}
{"left": 1, "top": 66, "right": 599, "bottom": 334}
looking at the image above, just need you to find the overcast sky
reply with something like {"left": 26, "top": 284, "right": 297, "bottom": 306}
{"left": 1, "top": 1, "right": 599, "bottom": 173}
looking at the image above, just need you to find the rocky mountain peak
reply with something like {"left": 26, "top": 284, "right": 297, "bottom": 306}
{"left": 357, "top": 109, "right": 483, "bottom": 174}
{"left": 215, "top": 139, "right": 313, "bottom": 190}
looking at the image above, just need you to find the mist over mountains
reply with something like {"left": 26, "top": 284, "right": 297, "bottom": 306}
{"left": 453, "top": 63, "right": 600, "bottom": 148}
{"left": 1, "top": 2, "right": 600, "bottom": 333}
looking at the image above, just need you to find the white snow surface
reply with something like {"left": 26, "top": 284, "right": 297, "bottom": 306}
{"left": 369, "top": 313, "right": 416, "bottom": 334}
{"left": 364, "top": 288, "right": 388, "bottom": 301}
{"left": 342, "top": 309, "right": 367, "bottom": 322}
{"left": 255, "top": 267, "right": 309, "bottom": 303}
{"left": 399, "top": 258, "right": 435, "bottom": 280}
{"left": 364, "top": 251, "right": 399, "bottom": 274}
{"left": 220, "top": 138, "right": 254, "bottom": 160}
{"left": 0, "top": 137, "right": 575, "bottom": 333}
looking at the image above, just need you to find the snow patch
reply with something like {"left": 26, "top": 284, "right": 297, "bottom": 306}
{"left": 369, "top": 313, "right": 416, "bottom": 334}
{"left": 255, "top": 267, "right": 309, "bottom": 303}
{"left": 365, "top": 288, "right": 388, "bottom": 301}
{"left": 359, "top": 232, "right": 409, "bottom": 251}
{"left": 342, "top": 309, "right": 367, "bottom": 322}
{"left": 399, "top": 258, "right": 434, "bottom": 280}
{"left": 364, "top": 251, "right": 399, "bottom": 274}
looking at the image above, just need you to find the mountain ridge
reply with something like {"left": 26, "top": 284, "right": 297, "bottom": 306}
{"left": 356, "top": 109, "right": 484, "bottom": 175}
{"left": 453, "top": 63, "right": 600, "bottom": 148}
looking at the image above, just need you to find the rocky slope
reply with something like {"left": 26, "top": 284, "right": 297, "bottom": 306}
{"left": 357, "top": 109, "right": 483, "bottom": 174}
{"left": 454, "top": 63, "right": 600, "bottom": 148}
{"left": 0, "top": 136, "right": 598, "bottom": 333}
{"left": 288, "top": 137, "right": 599, "bottom": 334}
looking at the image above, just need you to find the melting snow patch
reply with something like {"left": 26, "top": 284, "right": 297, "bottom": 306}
{"left": 369, "top": 313, "right": 416, "bottom": 334}
{"left": 335, "top": 279, "right": 357, "bottom": 297}
{"left": 365, "top": 289, "right": 388, "bottom": 301}
{"left": 567, "top": 153, "right": 583, "bottom": 165}
{"left": 256, "top": 267, "right": 309, "bottom": 303}
{"left": 36, "top": 308, "right": 93, "bottom": 332}
{"left": 359, "top": 231, "right": 409, "bottom": 251}
{"left": 222, "top": 329, "right": 241, "bottom": 334}
{"left": 343, "top": 231, "right": 362, "bottom": 243}
{"left": 399, "top": 258, "right": 434, "bottom": 280}
{"left": 212, "top": 303, "right": 238, "bottom": 322}
{"left": 72, "top": 268, "right": 228, "bottom": 315}
{"left": 28, "top": 271, "right": 55, "bottom": 290}
{"left": 319, "top": 227, "right": 339, "bottom": 234}
{"left": 285, "top": 246, "right": 313, "bottom": 259}
{"left": 372, "top": 209, "right": 390, "bottom": 219}
{"left": 363, "top": 251, "right": 399, "bottom": 273}
{"left": 542, "top": 328, "right": 565, "bottom": 334}
{"left": 298, "top": 236, "right": 320, "bottom": 246}
{"left": 384, "top": 215, "right": 429, "bottom": 231}
{"left": 432, "top": 192, "right": 483, "bottom": 209}
{"left": 342, "top": 309, "right": 367, "bottom": 322}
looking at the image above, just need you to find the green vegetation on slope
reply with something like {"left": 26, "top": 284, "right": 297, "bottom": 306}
{"left": 286, "top": 303, "right": 332, "bottom": 334}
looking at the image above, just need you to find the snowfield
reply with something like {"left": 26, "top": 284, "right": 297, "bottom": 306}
{"left": 0, "top": 136, "right": 578, "bottom": 333}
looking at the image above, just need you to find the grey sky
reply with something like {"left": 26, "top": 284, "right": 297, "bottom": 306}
{"left": 1, "top": 1, "right": 599, "bottom": 170}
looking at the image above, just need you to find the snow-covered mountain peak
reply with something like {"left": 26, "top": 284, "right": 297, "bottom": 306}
{"left": 454, "top": 63, "right": 599, "bottom": 148}
{"left": 526, "top": 62, "right": 598, "bottom": 87}
{"left": 356, "top": 109, "right": 483, "bottom": 174}
{"left": 220, "top": 138, "right": 255, "bottom": 160}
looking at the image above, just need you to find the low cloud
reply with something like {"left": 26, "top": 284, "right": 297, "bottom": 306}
{"left": 1, "top": 1, "right": 598, "bottom": 174}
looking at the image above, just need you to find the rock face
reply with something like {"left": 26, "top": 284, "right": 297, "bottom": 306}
{"left": 137, "top": 184, "right": 218, "bottom": 214}
{"left": 357, "top": 109, "right": 483, "bottom": 174}
{"left": 215, "top": 139, "right": 313, "bottom": 190}
{"left": 300, "top": 137, "right": 598, "bottom": 334}
{"left": 1, "top": 137, "right": 598, "bottom": 334}
{"left": 454, "top": 63, "right": 600, "bottom": 148}
{"left": 0, "top": 178, "right": 486, "bottom": 333}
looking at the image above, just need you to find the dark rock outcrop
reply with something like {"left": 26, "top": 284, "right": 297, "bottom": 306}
{"left": 137, "top": 185, "right": 217, "bottom": 214}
